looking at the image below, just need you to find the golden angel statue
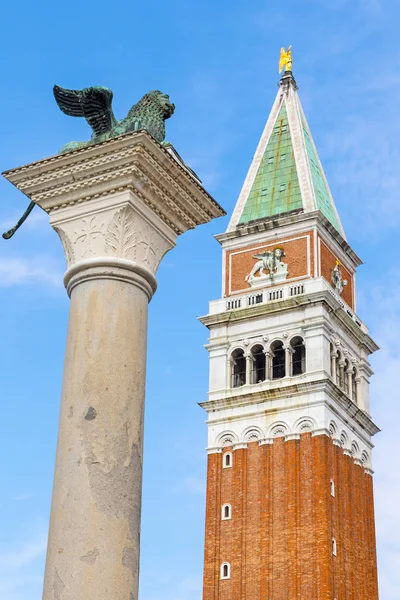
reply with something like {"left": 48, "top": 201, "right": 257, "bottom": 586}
{"left": 279, "top": 46, "right": 293, "bottom": 73}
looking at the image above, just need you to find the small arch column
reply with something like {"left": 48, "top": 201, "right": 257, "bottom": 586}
{"left": 355, "top": 377, "right": 361, "bottom": 406}
{"left": 245, "top": 353, "right": 252, "bottom": 385}
{"left": 346, "top": 367, "right": 353, "bottom": 397}
{"left": 264, "top": 351, "right": 271, "bottom": 381}
{"left": 227, "top": 357, "right": 234, "bottom": 389}
{"left": 338, "top": 360, "right": 346, "bottom": 389}
{"left": 284, "top": 346, "right": 293, "bottom": 378}
{"left": 331, "top": 351, "right": 337, "bottom": 383}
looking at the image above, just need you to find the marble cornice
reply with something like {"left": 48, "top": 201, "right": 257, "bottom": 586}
{"left": 200, "top": 288, "right": 378, "bottom": 354}
{"left": 3, "top": 130, "right": 225, "bottom": 235}
{"left": 199, "top": 378, "right": 380, "bottom": 439}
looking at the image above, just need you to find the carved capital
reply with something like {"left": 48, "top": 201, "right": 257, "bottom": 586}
{"left": 54, "top": 202, "right": 172, "bottom": 274}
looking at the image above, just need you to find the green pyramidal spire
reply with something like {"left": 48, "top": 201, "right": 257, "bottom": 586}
{"left": 228, "top": 71, "right": 345, "bottom": 237}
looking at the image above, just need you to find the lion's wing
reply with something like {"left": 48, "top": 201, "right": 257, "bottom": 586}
{"left": 53, "top": 85, "right": 117, "bottom": 136}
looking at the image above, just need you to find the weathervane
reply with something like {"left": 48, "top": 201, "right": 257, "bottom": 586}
{"left": 279, "top": 46, "right": 293, "bottom": 73}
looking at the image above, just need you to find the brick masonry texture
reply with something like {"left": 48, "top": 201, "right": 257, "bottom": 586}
{"left": 202, "top": 434, "right": 378, "bottom": 600}
{"left": 225, "top": 229, "right": 355, "bottom": 310}
{"left": 319, "top": 237, "right": 354, "bottom": 309}
{"left": 225, "top": 232, "right": 313, "bottom": 295}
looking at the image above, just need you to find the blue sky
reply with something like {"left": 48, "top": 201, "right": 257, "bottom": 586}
{"left": 0, "top": 0, "right": 399, "bottom": 598}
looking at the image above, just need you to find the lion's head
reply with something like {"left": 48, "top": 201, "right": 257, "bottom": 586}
{"left": 126, "top": 90, "right": 175, "bottom": 143}
{"left": 150, "top": 90, "right": 175, "bottom": 119}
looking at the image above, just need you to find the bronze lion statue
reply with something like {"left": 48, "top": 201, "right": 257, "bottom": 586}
{"left": 53, "top": 85, "right": 175, "bottom": 153}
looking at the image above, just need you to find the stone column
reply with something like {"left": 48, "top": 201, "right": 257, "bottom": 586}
{"left": 3, "top": 132, "right": 224, "bottom": 600}
{"left": 346, "top": 367, "right": 353, "bottom": 398}
{"left": 264, "top": 350, "right": 271, "bottom": 381}
{"left": 330, "top": 351, "right": 337, "bottom": 383}
{"left": 338, "top": 359, "right": 346, "bottom": 389}
{"left": 284, "top": 346, "right": 293, "bottom": 378}
{"left": 245, "top": 353, "right": 252, "bottom": 385}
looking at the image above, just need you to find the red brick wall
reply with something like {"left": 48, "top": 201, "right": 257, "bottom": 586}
{"left": 319, "top": 237, "right": 354, "bottom": 309}
{"left": 225, "top": 231, "right": 314, "bottom": 296}
{"left": 202, "top": 435, "right": 378, "bottom": 600}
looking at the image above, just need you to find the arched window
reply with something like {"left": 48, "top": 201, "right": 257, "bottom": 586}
{"left": 290, "top": 336, "right": 305, "bottom": 375}
{"left": 220, "top": 562, "right": 231, "bottom": 579}
{"left": 251, "top": 344, "right": 266, "bottom": 383}
{"left": 222, "top": 503, "right": 232, "bottom": 520}
{"left": 332, "top": 538, "right": 337, "bottom": 556}
{"left": 223, "top": 452, "right": 232, "bottom": 468}
{"left": 330, "top": 479, "right": 335, "bottom": 497}
{"left": 231, "top": 349, "right": 246, "bottom": 388}
{"left": 270, "top": 340, "right": 285, "bottom": 379}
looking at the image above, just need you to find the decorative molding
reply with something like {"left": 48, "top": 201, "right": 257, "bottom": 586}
{"left": 3, "top": 132, "right": 225, "bottom": 237}
{"left": 233, "top": 442, "right": 248, "bottom": 451}
{"left": 270, "top": 423, "right": 288, "bottom": 438}
{"left": 285, "top": 433, "right": 301, "bottom": 441}
{"left": 54, "top": 226, "right": 75, "bottom": 267}
{"left": 105, "top": 206, "right": 137, "bottom": 260}
{"left": 220, "top": 435, "right": 234, "bottom": 447}
{"left": 72, "top": 216, "right": 106, "bottom": 258}
{"left": 244, "top": 427, "right": 262, "bottom": 442}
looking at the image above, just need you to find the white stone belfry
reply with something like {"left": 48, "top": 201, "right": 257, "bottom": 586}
{"left": 3, "top": 131, "right": 224, "bottom": 600}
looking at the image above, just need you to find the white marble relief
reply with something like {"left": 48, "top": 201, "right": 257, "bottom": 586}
{"left": 245, "top": 247, "right": 288, "bottom": 288}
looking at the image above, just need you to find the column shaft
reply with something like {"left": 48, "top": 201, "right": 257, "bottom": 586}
{"left": 43, "top": 274, "right": 149, "bottom": 600}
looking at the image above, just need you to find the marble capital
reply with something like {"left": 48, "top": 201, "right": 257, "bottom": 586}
{"left": 3, "top": 131, "right": 225, "bottom": 296}
{"left": 52, "top": 196, "right": 172, "bottom": 297}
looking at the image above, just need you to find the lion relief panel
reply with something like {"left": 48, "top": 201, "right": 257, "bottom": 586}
{"left": 225, "top": 232, "right": 312, "bottom": 295}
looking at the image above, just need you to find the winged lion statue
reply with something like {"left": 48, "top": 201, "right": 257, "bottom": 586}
{"left": 53, "top": 85, "right": 175, "bottom": 153}
{"left": 2, "top": 85, "right": 175, "bottom": 240}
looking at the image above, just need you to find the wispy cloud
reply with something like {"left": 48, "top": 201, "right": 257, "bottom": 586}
{"left": 309, "top": 64, "right": 400, "bottom": 240}
{"left": 0, "top": 208, "right": 48, "bottom": 235}
{"left": 141, "top": 573, "right": 202, "bottom": 600}
{"left": 0, "top": 529, "right": 47, "bottom": 600}
{"left": 0, "top": 256, "right": 63, "bottom": 287}
{"left": 11, "top": 492, "right": 36, "bottom": 502}
{"left": 306, "top": 0, "right": 383, "bottom": 12}
{"left": 182, "top": 475, "right": 205, "bottom": 496}
{"left": 358, "top": 268, "right": 400, "bottom": 598}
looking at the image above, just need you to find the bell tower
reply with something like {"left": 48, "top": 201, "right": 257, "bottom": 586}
{"left": 200, "top": 62, "right": 380, "bottom": 599}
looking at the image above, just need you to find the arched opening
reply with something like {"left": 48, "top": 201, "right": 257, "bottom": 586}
{"left": 251, "top": 344, "right": 266, "bottom": 383}
{"left": 231, "top": 349, "right": 246, "bottom": 388}
{"left": 270, "top": 340, "right": 285, "bottom": 379}
{"left": 223, "top": 452, "right": 232, "bottom": 468}
{"left": 330, "top": 479, "right": 335, "bottom": 497}
{"left": 222, "top": 504, "right": 232, "bottom": 520}
{"left": 332, "top": 538, "right": 337, "bottom": 556}
{"left": 290, "top": 336, "right": 305, "bottom": 375}
{"left": 220, "top": 562, "right": 231, "bottom": 579}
